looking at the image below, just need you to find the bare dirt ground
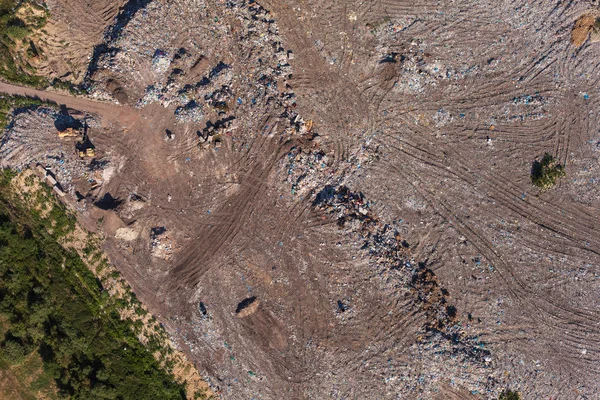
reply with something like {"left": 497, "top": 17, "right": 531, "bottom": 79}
{"left": 34, "top": 0, "right": 128, "bottom": 83}
{"left": 3, "top": 0, "right": 600, "bottom": 399}
{"left": 0, "top": 81, "right": 138, "bottom": 125}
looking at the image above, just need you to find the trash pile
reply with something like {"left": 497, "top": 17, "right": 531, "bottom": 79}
{"left": 280, "top": 125, "right": 380, "bottom": 201}
{"left": 313, "top": 185, "right": 411, "bottom": 273}
{"left": 361, "top": 16, "right": 486, "bottom": 96}
{"left": 174, "top": 100, "right": 205, "bottom": 124}
{"left": 197, "top": 117, "right": 236, "bottom": 148}
{"left": 312, "top": 184, "right": 495, "bottom": 392}
{"left": 78, "top": 1, "right": 509, "bottom": 397}
{"left": 502, "top": 92, "right": 549, "bottom": 123}
{"left": 120, "top": 193, "right": 147, "bottom": 219}
{"left": 88, "top": 0, "right": 300, "bottom": 143}
{"left": 150, "top": 226, "right": 175, "bottom": 260}
{"left": 151, "top": 49, "right": 171, "bottom": 76}
{"left": 284, "top": 146, "right": 330, "bottom": 196}
{"left": 0, "top": 108, "right": 102, "bottom": 192}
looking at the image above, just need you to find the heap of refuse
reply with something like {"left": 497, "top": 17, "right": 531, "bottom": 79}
{"left": 87, "top": 0, "right": 301, "bottom": 144}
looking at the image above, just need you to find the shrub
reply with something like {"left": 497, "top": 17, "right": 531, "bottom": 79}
{"left": 531, "top": 153, "right": 565, "bottom": 189}
{"left": 2, "top": 339, "right": 26, "bottom": 364}
{"left": 499, "top": 389, "right": 520, "bottom": 400}
{"left": 5, "top": 21, "right": 29, "bottom": 40}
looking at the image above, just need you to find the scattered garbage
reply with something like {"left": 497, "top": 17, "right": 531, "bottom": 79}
{"left": 88, "top": 0, "right": 300, "bottom": 145}
{"left": 0, "top": 108, "right": 104, "bottom": 194}
{"left": 150, "top": 226, "right": 176, "bottom": 260}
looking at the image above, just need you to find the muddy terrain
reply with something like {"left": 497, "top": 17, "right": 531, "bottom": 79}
{"left": 3, "top": 0, "right": 600, "bottom": 399}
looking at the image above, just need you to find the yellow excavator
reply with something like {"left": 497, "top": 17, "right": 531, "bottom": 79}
{"left": 57, "top": 127, "right": 80, "bottom": 138}
{"left": 76, "top": 115, "right": 96, "bottom": 158}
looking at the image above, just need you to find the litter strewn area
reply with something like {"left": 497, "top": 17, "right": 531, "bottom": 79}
{"left": 87, "top": 0, "right": 300, "bottom": 146}
{"left": 4, "top": 0, "right": 600, "bottom": 399}
{"left": 0, "top": 108, "right": 103, "bottom": 191}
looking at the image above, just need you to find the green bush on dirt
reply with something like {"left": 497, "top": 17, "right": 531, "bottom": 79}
{"left": 531, "top": 153, "right": 565, "bottom": 190}
{"left": 2, "top": 339, "right": 27, "bottom": 364}
{"left": 499, "top": 389, "right": 521, "bottom": 400}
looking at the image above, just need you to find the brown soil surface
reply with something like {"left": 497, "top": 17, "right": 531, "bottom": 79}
{"left": 572, "top": 13, "right": 599, "bottom": 47}
{"left": 36, "top": 0, "right": 127, "bottom": 83}
{"left": 3, "top": 1, "right": 600, "bottom": 399}
{"left": 0, "top": 81, "right": 138, "bottom": 126}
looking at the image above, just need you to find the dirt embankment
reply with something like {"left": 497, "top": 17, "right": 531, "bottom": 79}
{"left": 37, "top": 0, "right": 128, "bottom": 83}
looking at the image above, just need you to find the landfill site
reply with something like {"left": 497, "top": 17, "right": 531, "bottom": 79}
{"left": 2, "top": 0, "right": 600, "bottom": 399}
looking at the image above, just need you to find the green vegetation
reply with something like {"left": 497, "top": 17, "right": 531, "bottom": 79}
{"left": 0, "top": 170, "right": 188, "bottom": 399}
{"left": 499, "top": 389, "right": 521, "bottom": 400}
{"left": 0, "top": 2, "right": 83, "bottom": 94}
{"left": 531, "top": 153, "right": 565, "bottom": 190}
{"left": 0, "top": 0, "right": 48, "bottom": 87}
{"left": 51, "top": 77, "right": 85, "bottom": 96}
{"left": 0, "top": 335, "right": 59, "bottom": 399}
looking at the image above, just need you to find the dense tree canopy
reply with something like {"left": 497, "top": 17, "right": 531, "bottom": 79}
{"left": 0, "top": 170, "right": 187, "bottom": 399}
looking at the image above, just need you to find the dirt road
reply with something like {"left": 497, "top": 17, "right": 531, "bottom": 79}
{"left": 0, "top": 81, "right": 138, "bottom": 126}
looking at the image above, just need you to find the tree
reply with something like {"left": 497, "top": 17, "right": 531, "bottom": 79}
{"left": 531, "top": 153, "right": 565, "bottom": 189}
{"left": 499, "top": 389, "right": 520, "bottom": 400}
